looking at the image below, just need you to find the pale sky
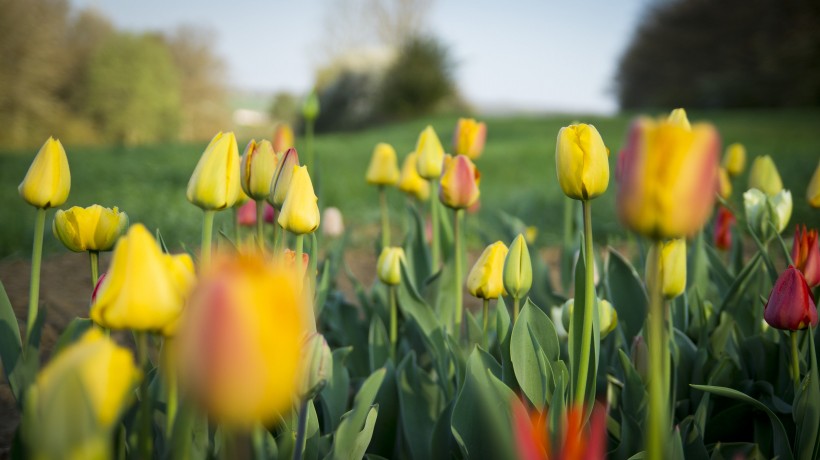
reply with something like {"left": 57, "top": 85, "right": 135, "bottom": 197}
{"left": 70, "top": 0, "right": 650, "bottom": 113}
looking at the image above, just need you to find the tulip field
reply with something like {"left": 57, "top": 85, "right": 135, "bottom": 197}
{"left": 1, "top": 108, "right": 820, "bottom": 460}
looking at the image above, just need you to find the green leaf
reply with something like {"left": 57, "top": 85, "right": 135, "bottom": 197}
{"left": 368, "top": 316, "right": 390, "bottom": 372}
{"left": 396, "top": 353, "right": 439, "bottom": 460}
{"left": 691, "top": 384, "right": 793, "bottom": 460}
{"left": 367, "top": 363, "right": 399, "bottom": 458}
{"left": 718, "top": 253, "right": 762, "bottom": 314}
{"left": 605, "top": 248, "right": 648, "bottom": 341}
{"left": 0, "top": 281, "right": 22, "bottom": 384}
{"left": 319, "top": 347, "right": 352, "bottom": 433}
{"left": 793, "top": 327, "right": 820, "bottom": 460}
{"left": 510, "top": 302, "right": 560, "bottom": 408}
{"left": 315, "top": 257, "right": 332, "bottom": 316}
{"left": 330, "top": 368, "right": 386, "bottom": 460}
{"left": 402, "top": 203, "right": 431, "bottom": 288}
{"left": 52, "top": 317, "right": 94, "bottom": 356}
{"left": 568, "top": 242, "right": 599, "bottom": 414}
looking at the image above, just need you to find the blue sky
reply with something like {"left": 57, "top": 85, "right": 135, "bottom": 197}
{"left": 70, "top": 0, "right": 649, "bottom": 113}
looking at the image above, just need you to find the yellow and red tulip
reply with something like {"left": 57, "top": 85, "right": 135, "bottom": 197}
{"left": 452, "top": 118, "right": 487, "bottom": 159}
{"left": 439, "top": 154, "right": 480, "bottom": 210}
{"left": 272, "top": 123, "right": 295, "bottom": 154}
{"left": 241, "top": 139, "right": 278, "bottom": 200}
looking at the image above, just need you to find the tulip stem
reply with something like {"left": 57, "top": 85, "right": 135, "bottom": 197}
{"left": 454, "top": 209, "right": 464, "bottom": 340}
{"left": 295, "top": 234, "right": 305, "bottom": 288}
{"left": 232, "top": 206, "right": 240, "bottom": 244}
{"left": 165, "top": 349, "right": 178, "bottom": 438}
{"left": 256, "top": 200, "right": 265, "bottom": 251}
{"left": 513, "top": 297, "right": 520, "bottom": 323}
{"left": 136, "top": 332, "right": 153, "bottom": 459}
{"left": 292, "top": 398, "right": 309, "bottom": 460}
{"left": 482, "top": 298, "right": 490, "bottom": 336}
{"left": 25, "top": 207, "right": 46, "bottom": 344}
{"left": 89, "top": 250, "right": 99, "bottom": 291}
{"left": 791, "top": 331, "right": 801, "bottom": 385}
{"left": 389, "top": 285, "right": 398, "bottom": 360}
{"left": 573, "top": 200, "right": 597, "bottom": 408}
{"left": 379, "top": 186, "right": 390, "bottom": 249}
{"left": 431, "top": 178, "right": 441, "bottom": 272}
{"left": 647, "top": 240, "right": 669, "bottom": 460}
{"left": 201, "top": 210, "right": 215, "bottom": 268}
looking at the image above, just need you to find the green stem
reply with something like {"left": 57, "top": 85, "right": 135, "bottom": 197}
{"left": 295, "top": 234, "right": 305, "bottom": 277}
{"left": 379, "top": 186, "right": 390, "bottom": 249}
{"left": 232, "top": 206, "right": 240, "bottom": 244}
{"left": 136, "top": 332, "right": 152, "bottom": 459}
{"left": 454, "top": 209, "right": 464, "bottom": 339}
{"left": 306, "top": 119, "right": 315, "bottom": 176}
{"left": 272, "top": 219, "right": 279, "bottom": 253}
{"left": 389, "top": 285, "right": 398, "bottom": 360}
{"left": 292, "top": 399, "right": 309, "bottom": 460}
{"left": 165, "top": 344, "right": 178, "bottom": 438}
{"left": 791, "top": 330, "right": 800, "bottom": 385}
{"left": 275, "top": 223, "right": 284, "bottom": 253}
{"left": 256, "top": 200, "right": 265, "bottom": 251}
{"left": 25, "top": 207, "right": 46, "bottom": 343}
{"left": 431, "top": 178, "right": 441, "bottom": 271}
{"left": 647, "top": 240, "right": 669, "bottom": 460}
{"left": 483, "top": 298, "right": 490, "bottom": 336}
{"left": 513, "top": 297, "right": 520, "bottom": 323}
{"left": 573, "top": 200, "right": 596, "bottom": 407}
{"left": 89, "top": 250, "right": 99, "bottom": 290}
{"left": 201, "top": 210, "right": 215, "bottom": 268}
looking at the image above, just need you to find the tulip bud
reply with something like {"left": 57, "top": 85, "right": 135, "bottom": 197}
{"left": 560, "top": 298, "right": 618, "bottom": 339}
{"left": 268, "top": 147, "right": 300, "bottom": 209}
{"left": 272, "top": 123, "right": 295, "bottom": 154}
{"left": 748, "top": 155, "right": 783, "bottom": 196}
{"left": 53, "top": 205, "right": 128, "bottom": 252}
{"left": 667, "top": 108, "right": 691, "bottom": 130}
{"left": 722, "top": 143, "right": 746, "bottom": 177}
{"left": 763, "top": 266, "right": 818, "bottom": 330}
{"left": 713, "top": 206, "right": 735, "bottom": 251}
{"left": 178, "top": 252, "right": 307, "bottom": 425}
{"left": 555, "top": 123, "right": 610, "bottom": 201}
{"left": 300, "top": 333, "right": 332, "bottom": 398}
{"left": 415, "top": 125, "right": 445, "bottom": 180}
{"left": 278, "top": 165, "right": 320, "bottom": 234}
{"left": 630, "top": 336, "right": 649, "bottom": 382}
{"left": 792, "top": 226, "right": 820, "bottom": 287}
{"left": 467, "top": 241, "right": 508, "bottom": 299}
{"left": 770, "top": 189, "right": 793, "bottom": 233}
{"left": 718, "top": 167, "right": 732, "bottom": 199}
{"left": 241, "top": 139, "right": 278, "bottom": 200}
{"left": 646, "top": 239, "right": 687, "bottom": 299}
{"left": 503, "top": 234, "right": 532, "bottom": 300}
{"left": 377, "top": 246, "right": 405, "bottom": 285}
{"left": 452, "top": 118, "right": 487, "bottom": 159}
{"left": 187, "top": 132, "right": 241, "bottom": 210}
{"left": 302, "top": 91, "right": 320, "bottom": 121}
{"left": 19, "top": 137, "right": 71, "bottom": 209}
{"left": 398, "top": 152, "right": 430, "bottom": 201}
{"left": 439, "top": 154, "right": 480, "bottom": 209}
{"left": 808, "top": 161, "right": 820, "bottom": 208}
{"left": 616, "top": 114, "right": 719, "bottom": 239}
{"left": 22, "top": 329, "right": 139, "bottom": 459}
{"left": 322, "top": 207, "right": 345, "bottom": 238}
{"left": 365, "top": 143, "right": 400, "bottom": 186}
{"left": 90, "top": 224, "right": 195, "bottom": 333}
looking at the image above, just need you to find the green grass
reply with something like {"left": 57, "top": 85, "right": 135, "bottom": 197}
{"left": 1, "top": 110, "right": 819, "bottom": 259}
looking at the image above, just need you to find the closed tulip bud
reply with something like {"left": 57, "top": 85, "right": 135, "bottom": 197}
{"left": 272, "top": 123, "right": 295, "bottom": 154}
{"left": 503, "top": 234, "right": 532, "bottom": 299}
{"left": 748, "top": 155, "right": 783, "bottom": 196}
{"left": 723, "top": 143, "right": 746, "bottom": 177}
{"left": 646, "top": 239, "right": 687, "bottom": 299}
{"left": 415, "top": 125, "right": 446, "bottom": 180}
{"left": 747, "top": 188, "right": 794, "bottom": 236}
{"left": 560, "top": 298, "right": 618, "bottom": 339}
{"left": 770, "top": 189, "right": 793, "bottom": 233}
{"left": 439, "top": 154, "right": 480, "bottom": 209}
{"left": 268, "top": 147, "right": 300, "bottom": 209}
{"left": 241, "top": 139, "right": 278, "bottom": 200}
{"left": 90, "top": 224, "right": 195, "bottom": 333}
{"left": 555, "top": 123, "right": 610, "bottom": 200}
{"left": 616, "top": 115, "right": 720, "bottom": 239}
{"left": 302, "top": 91, "right": 320, "bottom": 121}
{"left": 630, "top": 336, "right": 649, "bottom": 382}
{"left": 525, "top": 227, "right": 537, "bottom": 244}
{"left": 398, "top": 152, "right": 430, "bottom": 201}
{"left": 452, "top": 118, "right": 487, "bottom": 159}
{"left": 763, "top": 266, "right": 818, "bottom": 330}
{"left": 178, "top": 252, "right": 307, "bottom": 425}
{"left": 19, "top": 137, "right": 71, "bottom": 209}
{"left": 667, "top": 108, "right": 692, "bottom": 130}
{"left": 718, "top": 167, "right": 732, "bottom": 199}
{"left": 278, "top": 166, "right": 320, "bottom": 234}
{"left": 467, "top": 241, "right": 508, "bottom": 299}
{"left": 187, "top": 132, "right": 241, "bottom": 210}
{"left": 300, "top": 333, "right": 332, "bottom": 398}
{"left": 22, "top": 329, "right": 139, "bottom": 459}
{"left": 714, "top": 206, "right": 735, "bottom": 251}
{"left": 377, "top": 246, "right": 405, "bottom": 285}
{"left": 366, "top": 143, "right": 400, "bottom": 186}
{"left": 792, "top": 226, "right": 820, "bottom": 287}
{"left": 53, "top": 205, "right": 128, "bottom": 252}
{"left": 807, "top": 161, "right": 820, "bottom": 208}
{"left": 322, "top": 207, "right": 345, "bottom": 237}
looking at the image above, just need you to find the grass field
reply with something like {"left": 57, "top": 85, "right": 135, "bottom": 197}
{"left": 1, "top": 110, "right": 819, "bottom": 259}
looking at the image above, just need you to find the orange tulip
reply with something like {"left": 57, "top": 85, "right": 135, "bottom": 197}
{"left": 439, "top": 154, "right": 480, "bottom": 209}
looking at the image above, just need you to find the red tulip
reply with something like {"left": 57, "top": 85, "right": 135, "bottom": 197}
{"left": 792, "top": 225, "right": 820, "bottom": 287}
{"left": 764, "top": 266, "right": 818, "bottom": 331}
{"left": 714, "top": 206, "right": 735, "bottom": 251}
{"left": 512, "top": 397, "right": 607, "bottom": 460}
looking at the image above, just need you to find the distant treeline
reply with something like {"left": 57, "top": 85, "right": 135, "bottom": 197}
{"left": 616, "top": 0, "right": 820, "bottom": 109}
{"left": 0, "top": 0, "right": 230, "bottom": 148}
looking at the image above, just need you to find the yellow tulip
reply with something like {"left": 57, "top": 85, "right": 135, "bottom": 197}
{"left": 278, "top": 166, "right": 320, "bottom": 234}
{"left": 503, "top": 234, "right": 532, "bottom": 300}
{"left": 90, "top": 224, "right": 195, "bottom": 333}
{"left": 241, "top": 139, "right": 278, "bottom": 200}
{"left": 415, "top": 125, "right": 446, "bottom": 180}
{"left": 377, "top": 246, "right": 405, "bottom": 285}
{"left": 808, "top": 161, "right": 820, "bottom": 208}
{"left": 718, "top": 167, "right": 732, "bottom": 199}
{"left": 452, "top": 118, "right": 487, "bottom": 159}
{"left": 177, "top": 251, "right": 307, "bottom": 426}
{"left": 667, "top": 108, "right": 691, "bottom": 130}
{"left": 365, "top": 143, "right": 400, "bottom": 186}
{"left": 439, "top": 154, "right": 480, "bottom": 209}
{"left": 748, "top": 155, "right": 783, "bottom": 196}
{"left": 398, "top": 152, "right": 430, "bottom": 201}
{"left": 272, "top": 123, "right": 295, "bottom": 154}
{"left": 53, "top": 205, "right": 128, "bottom": 253}
{"left": 268, "top": 147, "right": 300, "bottom": 209}
{"left": 560, "top": 298, "right": 618, "bottom": 339}
{"left": 300, "top": 332, "right": 332, "bottom": 398}
{"left": 723, "top": 143, "right": 746, "bottom": 177}
{"left": 616, "top": 112, "right": 720, "bottom": 239}
{"left": 467, "top": 241, "right": 508, "bottom": 299}
{"left": 186, "top": 132, "right": 241, "bottom": 210}
{"left": 555, "top": 123, "right": 610, "bottom": 200}
{"left": 18, "top": 137, "right": 71, "bottom": 209}
{"left": 22, "top": 329, "right": 139, "bottom": 459}
{"left": 646, "top": 239, "right": 687, "bottom": 299}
